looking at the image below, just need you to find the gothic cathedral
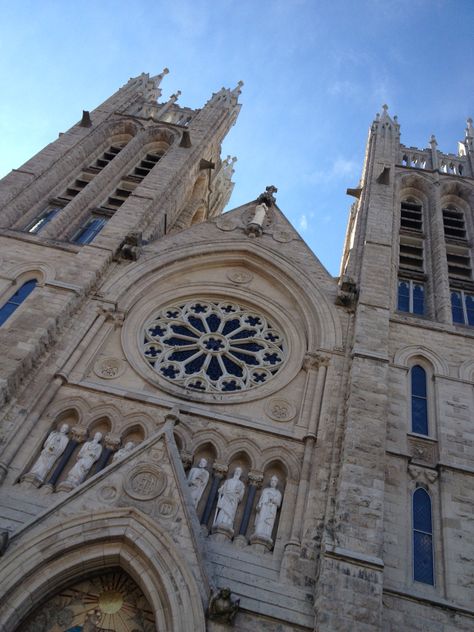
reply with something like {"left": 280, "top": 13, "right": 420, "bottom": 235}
{"left": 0, "top": 71, "right": 473, "bottom": 631}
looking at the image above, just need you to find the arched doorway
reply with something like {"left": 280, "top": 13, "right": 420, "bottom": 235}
{"left": 19, "top": 568, "right": 155, "bottom": 631}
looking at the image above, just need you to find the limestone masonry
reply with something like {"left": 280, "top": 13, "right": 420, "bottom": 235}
{"left": 0, "top": 71, "right": 473, "bottom": 631}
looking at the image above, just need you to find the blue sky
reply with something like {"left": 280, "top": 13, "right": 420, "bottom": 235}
{"left": 1, "top": 0, "right": 473, "bottom": 275}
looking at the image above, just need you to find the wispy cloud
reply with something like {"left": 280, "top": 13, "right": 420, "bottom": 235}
{"left": 299, "top": 214, "right": 308, "bottom": 230}
{"left": 304, "top": 157, "right": 359, "bottom": 185}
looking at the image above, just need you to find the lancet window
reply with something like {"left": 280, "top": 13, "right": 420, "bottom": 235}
{"left": 398, "top": 197, "right": 425, "bottom": 316}
{"left": 0, "top": 279, "right": 37, "bottom": 326}
{"left": 413, "top": 488, "right": 434, "bottom": 585}
{"left": 410, "top": 365, "right": 428, "bottom": 435}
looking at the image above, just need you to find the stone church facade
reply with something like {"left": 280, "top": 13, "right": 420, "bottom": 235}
{"left": 0, "top": 71, "right": 473, "bottom": 631}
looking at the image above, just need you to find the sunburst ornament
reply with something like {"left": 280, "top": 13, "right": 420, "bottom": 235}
{"left": 21, "top": 570, "right": 155, "bottom": 632}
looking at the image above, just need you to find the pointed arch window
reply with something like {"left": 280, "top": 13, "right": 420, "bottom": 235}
{"left": 413, "top": 488, "right": 434, "bottom": 585}
{"left": 411, "top": 365, "right": 428, "bottom": 435}
{"left": 0, "top": 279, "right": 37, "bottom": 326}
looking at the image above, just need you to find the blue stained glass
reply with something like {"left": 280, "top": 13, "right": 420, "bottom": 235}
{"left": 222, "top": 318, "right": 240, "bottom": 335}
{"left": 413, "top": 489, "right": 434, "bottom": 585}
{"left": 170, "top": 324, "right": 197, "bottom": 337}
{"left": 184, "top": 353, "right": 206, "bottom": 374}
{"left": 206, "top": 313, "right": 221, "bottom": 332}
{"left": 232, "top": 341, "right": 264, "bottom": 352}
{"left": 188, "top": 315, "right": 206, "bottom": 332}
{"left": 221, "top": 379, "right": 242, "bottom": 391}
{"left": 163, "top": 336, "right": 193, "bottom": 347}
{"left": 73, "top": 217, "right": 107, "bottom": 244}
{"left": 411, "top": 366, "right": 428, "bottom": 435}
{"left": 466, "top": 294, "right": 474, "bottom": 326}
{"left": 169, "top": 349, "right": 197, "bottom": 362}
{"left": 222, "top": 355, "right": 243, "bottom": 377}
{"left": 398, "top": 281, "right": 410, "bottom": 312}
{"left": 206, "top": 356, "right": 222, "bottom": 380}
{"left": 0, "top": 280, "right": 37, "bottom": 326}
{"left": 451, "top": 291, "right": 464, "bottom": 324}
{"left": 27, "top": 207, "right": 60, "bottom": 233}
{"left": 229, "top": 350, "right": 259, "bottom": 365}
{"left": 413, "top": 284, "right": 424, "bottom": 315}
{"left": 230, "top": 328, "right": 256, "bottom": 340}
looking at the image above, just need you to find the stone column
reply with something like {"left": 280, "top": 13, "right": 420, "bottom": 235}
{"left": 234, "top": 471, "right": 263, "bottom": 547}
{"left": 43, "top": 426, "right": 87, "bottom": 493}
{"left": 200, "top": 463, "right": 228, "bottom": 533}
{"left": 428, "top": 177, "right": 451, "bottom": 324}
{"left": 92, "top": 434, "right": 121, "bottom": 474}
{"left": 285, "top": 354, "right": 328, "bottom": 556}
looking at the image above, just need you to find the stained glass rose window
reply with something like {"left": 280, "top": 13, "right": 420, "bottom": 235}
{"left": 142, "top": 301, "right": 285, "bottom": 393}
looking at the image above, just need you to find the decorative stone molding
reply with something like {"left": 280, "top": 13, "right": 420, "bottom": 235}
{"left": 272, "top": 230, "right": 294, "bottom": 243}
{"left": 71, "top": 426, "right": 88, "bottom": 443}
{"left": 408, "top": 464, "right": 439, "bottom": 485}
{"left": 97, "top": 306, "right": 126, "bottom": 328}
{"left": 123, "top": 464, "right": 167, "bottom": 500}
{"left": 247, "top": 471, "right": 264, "bottom": 487}
{"left": 104, "top": 434, "right": 122, "bottom": 451}
{"left": 226, "top": 269, "right": 253, "bottom": 285}
{"left": 93, "top": 357, "right": 126, "bottom": 379}
{"left": 213, "top": 462, "right": 229, "bottom": 477}
{"left": 265, "top": 398, "right": 297, "bottom": 422}
{"left": 335, "top": 275, "right": 358, "bottom": 308}
{"left": 98, "top": 484, "right": 119, "bottom": 503}
{"left": 303, "top": 352, "right": 330, "bottom": 371}
{"left": 407, "top": 435, "right": 438, "bottom": 468}
{"left": 180, "top": 450, "right": 194, "bottom": 470}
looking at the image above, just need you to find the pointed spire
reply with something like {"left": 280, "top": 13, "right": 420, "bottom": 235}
{"left": 150, "top": 67, "right": 169, "bottom": 86}
{"left": 466, "top": 117, "right": 474, "bottom": 150}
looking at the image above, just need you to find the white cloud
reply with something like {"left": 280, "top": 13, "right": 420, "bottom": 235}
{"left": 299, "top": 214, "right": 308, "bottom": 230}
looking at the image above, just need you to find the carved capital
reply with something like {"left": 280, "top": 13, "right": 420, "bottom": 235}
{"left": 180, "top": 450, "right": 193, "bottom": 470}
{"left": 248, "top": 471, "right": 264, "bottom": 487}
{"left": 213, "top": 462, "right": 229, "bottom": 477}
{"left": 71, "top": 426, "right": 88, "bottom": 443}
{"left": 303, "top": 352, "right": 330, "bottom": 371}
{"left": 104, "top": 434, "right": 121, "bottom": 451}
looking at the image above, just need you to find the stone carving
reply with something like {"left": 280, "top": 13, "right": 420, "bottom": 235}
{"left": 335, "top": 275, "right": 358, "bottom": 308}
{"left": 408, "top": 435, "right": 438, "bottom": 467}
{"left": 265, "top": 398, "right": 296, "bottom": 422}
{"left": 245, "top": 202, "right": 267, "bottom": 237}
{"left": 213, "top": 467, "right": 245, "bottom": 531}
{"left": 98, "top": 485, "right": 118, "bottom": 503}
{"left": 253, "top": 476, "right": 282, "bottom": 540}
{"left": 93, "top": 357, "right": 125, "bottom": 379}
{"left": 118, "top": 230, "right": 143, "bottom": 261}
{"left": 24, "top": 424, "right": 69, "bottom": 484}
{"left": 226, "top": 269, "right": 253, "bottom": 284}
{"left": 124, "top": 464, "right": 167, "bottom": 500}
{"left": 207, "top": 587, "right": 240, "bottom": 624}
{"left": 408, "top": 464, "right": 438, "bottom": 485}
{"left": 257, "top": 184, "right": 278, "bottom": 207}
{"left": 187, "top": 458, "right": 210, "bottom": 507}
{"left": 157, "top": 497, "right": 178, "bottom": 518}
{"left": 216, "top": 216, "right": 238, "bottom": 231}
{"left": 63, "top": 433, "right": 103, "bottom": 489}
{"left": 272, "top": 230, "right": 294, "bottom": 243}
{"left": 112, "top": 441, "right": 135, "bottom": 463}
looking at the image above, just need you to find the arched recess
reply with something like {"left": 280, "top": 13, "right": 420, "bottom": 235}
{"left": 458, "top": 359, "right": 474, "bottom": 382}
{"left": 0, "top": 509, "right": 206, "bottom": 632}
{"left": 393, "top": 345, "right": 448, "bottom": 376}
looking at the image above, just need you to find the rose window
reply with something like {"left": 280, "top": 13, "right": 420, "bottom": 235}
{"left": 142, "top": 301, "right": 286, "bottom": 392}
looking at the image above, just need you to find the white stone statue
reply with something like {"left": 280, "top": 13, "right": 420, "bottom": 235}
{"left": 112, "top": 441, "right": 135, "bottom": 463}
{"left": 213, "top": 467, "right": 245, "bottom": 530}
{"left": 250, "top": 202, "right": 268, "bottom": 227}
{"left": 64, "top": 432, "right": 103, "bottom": 487}
{"left": 187, "top": 458, "right": 210, "bottom": 507}
{"left": 26, "top": 424, "right": 70, "bottom": 483}
{"left": 253, "top": 475, "right": 282, "bottom": 540}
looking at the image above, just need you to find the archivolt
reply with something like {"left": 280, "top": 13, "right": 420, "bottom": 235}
{"left": 0, "top": 509, "right": 206, "bottom": 632}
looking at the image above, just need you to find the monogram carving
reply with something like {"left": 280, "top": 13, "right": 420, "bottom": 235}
{"left": 124, "top": 465, "right": 167, "bottom": 500}
{"left": 265, "top": 398, "right": 297, "bottom": 422}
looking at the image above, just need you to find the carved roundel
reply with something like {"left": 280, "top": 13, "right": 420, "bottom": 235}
{"left": 141, "top": 301, "right": 286, "bottom": 394}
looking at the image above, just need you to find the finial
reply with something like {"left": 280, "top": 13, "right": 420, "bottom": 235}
{"left": 394, "top": 115, "right": 398, "bottom": 122}
{"left": 382, "top": 104, "right": 388, "bottom": 112}
{"left": 231, "top": 80, "right": 244, "bottom": 96}
{"left": 430, "top": 134, "right": 437, "bottom": 145}
{"left": 170, "top": 90, "right": 181, "bottom": 101}
{"left": 466, "top": 118, "right": 474, "bottom": 138}
{"left": 375, "top": 112, "right": 380, "bottom": 121}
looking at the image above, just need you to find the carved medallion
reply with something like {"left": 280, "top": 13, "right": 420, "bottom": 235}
{"left": 265, "top": 398, "right": 297, "bottom": 422}
{"left": 226, "top": 269, "right": 253, "bottom": 285}
{"left": 216, "top": 217, "right": 238, "bottom": 231}
{"left": 93, "top": 357, "right": 125, "bottom": 380}
{"left": 272, "top": 230, "right": 294, "bottom": 243}
{"left": 157, "top": 497, "right": 178, "bottom": 518}
{"left": 124, "top": 464, "right": 167, "bottom": 500}
{"left": 98, "top": 485, "right": 118, "bottom": 503}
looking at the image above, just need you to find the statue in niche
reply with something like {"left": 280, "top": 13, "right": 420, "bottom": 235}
{"left": 64, "top": 433, "right": 103, "bottom": 488}
{"left": 253, "top": 475, "right": 282, "bottom": 540}
{"left": 112, "top": 441, "right": 135, "bottom": 463}
{"left": 187, "top": 458, "right": 210, "bottom": 507}
{"left": 25, "top": 424, "right": 70, "bottom": 483}
{"left": 207, "top": 587, "right": 240, "bottom": 624}
{"left": 213, "top": 467, "right": 245, "bottom": 530}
